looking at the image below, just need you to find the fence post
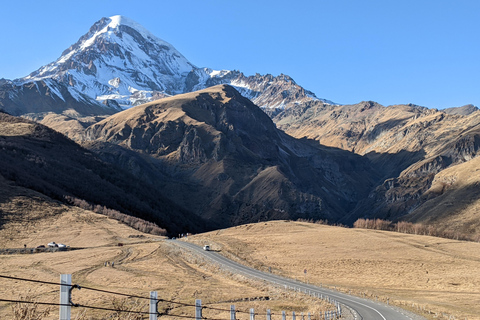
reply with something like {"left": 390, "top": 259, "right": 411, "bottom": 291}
{"left": 149, "top": 291, "right": 157, "bottom": 320}
{"left": 231, "top": 305, "right": 236, "bottom": 320}
{"left": 60, "top": 274, "right": 71, "bottom": 320}
{"left": 250, "top": 308, "right": 255, "bottom": 320}
{"left": 267, "top": 309, "right": 271, "bottom": 320}
{"left": 195, "top": 299, "right": 202, "bottom": 320}
{"left": 282, "top": 311, "right": 286, "bottom": 320}
{"left": 308, "top": 312, "right": 311, "bottom": 320}
{"left": 292, "top": 311, "right": 296, "bottom": 320}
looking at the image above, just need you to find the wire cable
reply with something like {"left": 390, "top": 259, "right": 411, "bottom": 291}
{"left": 1, "top": 274, "right": 310, "bottom": 318}
{"left": 0, "top": 274, "right": 67, "bottom": 287}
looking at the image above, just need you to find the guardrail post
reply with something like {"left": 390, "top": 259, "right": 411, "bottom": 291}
{"left": 250, "top": 308, "right": 255, "bottom": 320}
{"left": 195, "top": 299, "right": 202, "bottom": 320}
{"left": 282, "top": 311, "right": 286, "bottom": 320}
{"left": 60, "top": 274, "right": 71, "bottom": 320}
{"left": 292, "top": 311, "right": 296, "bottom": 320}
{"left": 231, "top": 305, "right": 236, "bottom": 320}
{"left": 149, "top": 291, "right": 157, "bottom": 320}
{"left": 267, "top": 309, "right": 271, "bottom": 320}
{"left": 308, "top": 312, "right": 311, "bottom": 320}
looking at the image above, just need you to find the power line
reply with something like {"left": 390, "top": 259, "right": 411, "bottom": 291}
{"left": 0, "top": 298, "right": 235, "bottom": 320}
{"left": 0, "top": 274, "right": 66, "bottom": 287}
{"left": 1, "top": 273, "right": 325, "bottom": 319}
{"left": 0, "top": 298, "right": 154, "bottom": 315}
{"left": 0, "top": 298, "right": 71, "bottom": 308}
{"left": 0, "top": 274, "right": 199, "bottom": 309}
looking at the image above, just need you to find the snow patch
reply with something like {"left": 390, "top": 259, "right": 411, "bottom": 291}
{"left": 44, "top": 79, "right": 65, "bottom": 102}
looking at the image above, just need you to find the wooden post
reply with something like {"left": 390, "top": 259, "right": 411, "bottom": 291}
{"left": 195, "top": 299, "right": 202, "bottom": 320}
{"left": 60, "top": 274, "right": 71, "bottom": 320}
{"left": 250, "top": 308, "right": 255, "bottom": 320}
{"left": 231, "top": 305, "right": 236, "bottom": 320}
{"left": 149, "top": 291, "right": 157, "bottom": 320}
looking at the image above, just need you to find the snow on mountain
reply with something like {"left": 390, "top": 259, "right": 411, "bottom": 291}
{"left": 19, "top": 15, "right": 194, "bottom": 108}
{"left": 15, "top": 15, "right": 335, "bottom": 112}
{"left": 186, "top": 68, "right": 335, "bottom": 112}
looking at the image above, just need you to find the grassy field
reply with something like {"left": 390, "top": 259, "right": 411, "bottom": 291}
{"left": 188, "top": 220, "right": 480, "bottom": 320}
{"left": 2, "top": 173, "right": 478, "bottom": 319}
{"left": 0, "top": 186, "right": 334, "bottom": 319}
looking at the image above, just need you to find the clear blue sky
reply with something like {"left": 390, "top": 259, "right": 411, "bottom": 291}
{"left": 1, "top": 0, "right": 478, "bottom": 109}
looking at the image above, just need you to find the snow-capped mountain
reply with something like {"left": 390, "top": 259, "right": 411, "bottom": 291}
{"left": 19, "top": 16, "right": 194, "bottom": 108}
{"left": 9, "top": 15, "right": 334, "bottom": 114}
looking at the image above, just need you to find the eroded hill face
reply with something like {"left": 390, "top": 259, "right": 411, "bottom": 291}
{"left": 0, "top": 110, "right": 204, "bottom": 235}
{"left": 82, "top": 85, "right": 376, "bottom": 228}
{"left": 273, "top": 101, "right": 480, "bottom": 233}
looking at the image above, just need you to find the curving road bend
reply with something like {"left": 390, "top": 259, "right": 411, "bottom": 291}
{"left": 171, "top": 240, "right": 423, "bottom": 320}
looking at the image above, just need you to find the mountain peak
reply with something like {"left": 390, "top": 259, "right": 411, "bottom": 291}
{"left": 93, "top": 15, "right": 167, "bottom": 47}
{"left": 10, "top": 16, "right": 333, "bottom": 115}
{"left": 19, "top": 15, "right": 194, "bottom": 108}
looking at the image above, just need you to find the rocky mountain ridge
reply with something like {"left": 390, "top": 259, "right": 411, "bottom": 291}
{"left": 81, "top": 85, "right": 375, "bottom": 227}
{"left": 273, "top": 100, "right": 480, "bottom": 235}
{"left": 2, "top": 15, "right": 326, "bottom": 118}
{"left": 0, "top": 109, "right": 204, "bottom": 234}
{"left": 1, "top": 15, "right": 479, "bottom": 239}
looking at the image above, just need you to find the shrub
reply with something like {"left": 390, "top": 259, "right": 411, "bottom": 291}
{"left": 65, "top": 196, "right": 167, "bottom": 236}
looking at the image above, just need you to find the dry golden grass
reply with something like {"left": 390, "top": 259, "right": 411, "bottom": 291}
{"left": 0, "top": 182, "right": 336, "bottom": 319}
{"left": 189, "top": 220, "right": 480, "bottom": 320}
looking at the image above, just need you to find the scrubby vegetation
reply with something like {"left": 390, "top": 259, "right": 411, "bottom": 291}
{"left": 65, "top": 196, "right": 167, "bottom": 236}
{"left": 353, "top": 218, "right": 480, "bottom": 242}
{"left": 0, "top": 112, "right": 206, "bottom": 236}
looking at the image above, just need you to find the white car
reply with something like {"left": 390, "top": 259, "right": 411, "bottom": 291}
{"left": 47, "top": 242, "right": 58, "bottom": 247}
{"left": 203, "top": 245, "right": 210, "bottom": 251}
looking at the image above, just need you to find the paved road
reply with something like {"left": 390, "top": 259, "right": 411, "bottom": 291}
{"left": 171, "top": 240, "right": 422, "bottom": 320}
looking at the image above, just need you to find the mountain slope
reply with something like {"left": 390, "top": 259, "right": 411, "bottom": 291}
{"left": 82, "top": 85, "right": 374, "bottom": 227}
{"left": 20, "top": 16, "right": 194, "bottom": 108}
{"left": 273, "top": 101, "right": 480, "bottom": 236}
{"left": 0, "top": 79, "right": 119, "bottom": 117}
{"left": 5, "top": 15, "right": 330, "bottom": 120}
{"left": 0, "top": 110, "right": 204, "bottom": 234}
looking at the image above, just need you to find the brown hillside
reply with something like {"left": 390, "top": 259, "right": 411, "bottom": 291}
{"left": 274, "top": 101, "right": 480, "bottom": 236}
{"left": 83, "top": 85, "right": 377, "bottom": 228}
{"left": 0, "top": 110, "right": 204, "bottom": 235}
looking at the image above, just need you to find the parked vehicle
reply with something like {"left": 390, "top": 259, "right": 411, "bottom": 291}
{"left": 47, "top": 242, "right": 58, "bottom": 247}
{"left": 203, "top": 245, "right": 210, "bottom": 251}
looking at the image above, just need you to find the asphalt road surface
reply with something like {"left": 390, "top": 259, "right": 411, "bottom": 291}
{"left": 171, "top": 240, "right": 423, "bottom": 320}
